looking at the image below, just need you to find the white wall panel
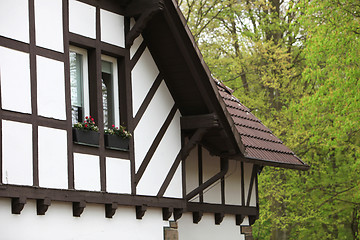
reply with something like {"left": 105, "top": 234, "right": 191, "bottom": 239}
{"left": 134, "top": 81, "right": 174, "bottom": 172}
{"left": 130, "top": 34, "right": 143, "bottom": 59}
{"left": 185, "top": 146, "right": 199, "bottom": 202}
{"left": 74, "top": 153, "right": 100, "bottom": 191}
{"left": 0, "top": 199, "right": 168, "bottom": 240}
{"left": 131, "top": 47, "right": 159, "bottom": 116}
{"left": 100, "top": 9, "right": 124, "bottom": 47}
{"left": 35, "top": 0, "right": 63, "bottom": 52}
{"left": 202, "top": 149, "right": 221, "bottom": 204}
{"left": 37, "top": 56, "right": 66, "bottom": 120}
{"left": 38, "top": 127, "right": 68, "bottom": 189}
{"left": 178, "top": 213, "right": 245, "bottom": 240}
{"left": 0, "top": 47, "right": 31, "bottom": 114}
{"left": 2, "top": 120, "right": 32, "bottom": 186}
{"left": 243, "top": 162, "right": 256, "bottom": 207}
{"left": 225, "top": 160, "right": 241, "bottom": 205}
{"left": 69, "top": 0, "right": 96, "bottom": 39}
{"left": 0, "top": 0, "right": 29, "bottom": 43}
{"left": 164, "top": 162, "right": 183, "bottom": 198}
{"left": 137, "top": 110, "right": 181, "bottom": 196}
{"left": 106, "top": 157, "right": 131, "bottom": 194}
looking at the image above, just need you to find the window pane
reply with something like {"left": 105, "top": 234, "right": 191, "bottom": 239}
{"left": 70, "top": 51, "right": 84, "bottom": 124}
{"left": 102, "top": 60, "right": 114, "bottom": 128}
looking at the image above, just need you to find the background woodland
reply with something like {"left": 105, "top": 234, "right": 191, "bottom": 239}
{"left": 178, "top": 0, "right": 360, "bottom": 239}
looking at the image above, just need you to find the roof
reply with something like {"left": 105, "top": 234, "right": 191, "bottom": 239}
{"left": 127, "top": 0, "right": 309, "bottom": 170}
{"left": 215, "top": 80, "right": 309, "bottom": 170}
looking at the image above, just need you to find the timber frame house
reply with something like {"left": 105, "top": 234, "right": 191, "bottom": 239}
{"left": 0, "top": 0, "right": 309, "bottom": 239}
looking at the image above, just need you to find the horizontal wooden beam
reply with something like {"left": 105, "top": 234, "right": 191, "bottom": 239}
{"left": 187, "top": 203, "right": 258, "bottom": 217}
{"left": 180, "top": 113, "right": 219, "bottom": 130}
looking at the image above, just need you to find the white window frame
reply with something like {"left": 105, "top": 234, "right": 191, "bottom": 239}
{"left": 101, "top": 54, "right": 120, "bottom": 127}
{"left": 69, "top": 45, "right": 90, "bottom": 121}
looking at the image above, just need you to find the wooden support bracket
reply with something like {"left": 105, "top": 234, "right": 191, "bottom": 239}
{"left": 215, "top": 212, "right": 225, "bottom": 225}
{"left": 105, "top": 202, "right": 118, "bottom": 218}
{"left": 249, "top": 215, "right": 258, "bottom": 226}
{"left": 136, "top": 205, "right": 147, "bottom": 219}
{"left": 236, "top": 214, "right": 245, "bottom": 225}
{"left": 73, "top": 201, "right": 86, "bottom": 217}
{"left": 173, "top": 208, "right": 183, "bottom": 221}
{"left": 180, "top": 113, "right": 219, "bottom": 130}
{"left": 37, "top": 198, "right": 51, "bottom": 215}
{"left": 162, "top": 207, "right": 173, "bottom": 220}
{"left": 11, "top": 197, "right": 26, "bottom": 214}
{"left": 192, "top": 211, "right": 203, "bottom": 224}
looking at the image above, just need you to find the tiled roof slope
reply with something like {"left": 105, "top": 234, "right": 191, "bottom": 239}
{"left": 215, "top": 79, "right": 309, "bottom": 170}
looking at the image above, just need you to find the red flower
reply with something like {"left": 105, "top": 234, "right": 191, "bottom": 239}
{"left": 85, "top": 124, "right": 88, "bottom": 128}
{"left": 112, "top": 124, "right": 115, "bottom": 128}
{"left": 85, "top": 116, "right": 88, "bottom": 119}
{"left": 91, "top": 118, "right": 94, "bottom": 121}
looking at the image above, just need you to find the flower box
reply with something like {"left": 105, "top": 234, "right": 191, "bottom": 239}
{"left": 73, "top": 128, "right": 99, "bottom": 147}
{"left": 104, "top": 134, "right": 129, "bottom": 151}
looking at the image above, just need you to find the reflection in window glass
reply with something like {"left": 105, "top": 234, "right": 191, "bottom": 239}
{"left": 70, "top": 51, "right": 84, "bottom": 124}
{"left": 102, "top": 60, "right": 114, "bottom": 128}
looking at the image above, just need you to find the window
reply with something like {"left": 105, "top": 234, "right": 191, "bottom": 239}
{"left": 101, "top": 55, "right": 119, "bottom": 128}
{"left": 69, "top": 46, "right": 89, "bottom": 124}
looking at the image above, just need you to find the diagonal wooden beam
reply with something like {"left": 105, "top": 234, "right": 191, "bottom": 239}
{"left": 186, "top": 158, "right": 229, "bottom": 201}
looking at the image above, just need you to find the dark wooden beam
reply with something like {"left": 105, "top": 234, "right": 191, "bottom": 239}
{"left": 174, "top": 208, "right": 183, "bottom": 221}
{"left": 136, "top": 205, "right": 147, "bottom": 219}
{"left": 36, "top": 198, "right": 51, "bottom": 215}
{"left": 236, "top": 214, "right": 245, "bottom": 225}
{"left": 180, "top": 113, "right": 219, "bottom": 130}
{"left": 105, "top": 202, "right": 118, "bottom": 218}
{"left": 186, "top": 158, "right": 229, "bottom": 201}
{"left": 187, "top": 202, "right": 258, "bottom": 217}
{"left": 162, "top": 207, "right": 173, "bottom": 220}
{"left": 215, "top": 212, "right": 224, "bottom": 225}
{"left": 192, "top": 211, "right": 203, "bottom": 224}
{"left": 246, "top": 165, "right": 257, "bottom": 207}
{"left": 73, "top": 201, "right": 86, "bottom": 217}
{"left": 249, "top": 215, "right": 258, "bottom": 226}
{"left": 125, "top": 0, "right": 164, "bottom": 17}
{"left": 11, "top": 197, "right": 26, "bottom": 214}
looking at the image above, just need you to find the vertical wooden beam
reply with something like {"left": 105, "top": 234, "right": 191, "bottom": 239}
{"left": 29, "top": 0, "right": 39, "bottom": 187}
{"left": 246, "top": 165, "right": 257, "bottom": 207}
{"left": 241, "top": 162, "right": 245, "bottom": 206}
{"left": 63, "top": 0, "right": 75, "bottom": 190}
{"left": 198, "top": 145, "right": 203, "bottom": 203}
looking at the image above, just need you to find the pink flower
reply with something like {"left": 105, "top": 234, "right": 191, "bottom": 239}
{"left": 85, "top": 124, "right": 88, "bottom": 128}
{"left": 112, "top": 124, "right": 115, "bottom": 128}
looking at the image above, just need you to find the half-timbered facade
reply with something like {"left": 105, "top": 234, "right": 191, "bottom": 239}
{"left": 0, "top": 0, "right": 309, "bottom": 239}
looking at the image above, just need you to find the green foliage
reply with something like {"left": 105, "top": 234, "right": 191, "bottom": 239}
{"left": 180, "top": 0, "right": 360, "bottom": 239}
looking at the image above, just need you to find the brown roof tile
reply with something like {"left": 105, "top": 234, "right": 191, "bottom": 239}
{"left": 214, "top": 79, "right": 309, "bottom": 170}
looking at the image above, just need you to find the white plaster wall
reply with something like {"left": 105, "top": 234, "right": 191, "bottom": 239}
{"left": 243, "top": 162, "right": 257, "bottom": 207}
{"left": 185, "top": 146, "right": 199, "bottom": 202}
{"left": 38, "top": 126, "right": 68, "bottom": 189}
{"left": 0, "top": 199, "right": 169, "bottom": 240}
{"left": 34, "top": 0, "right": 63, "bottom": 52}
{"left": 74, "top": 153, "right": 100, "bottom": 191}
{"left": 164, "top": 161, "right": 183, "bottom": 198}
{"left": 69, "top": 0, "right": 96, "bottom": 39}
{"left": 130, "top": 34, "right": 143, "bottom": 59}
{"left": 106, "top": 157, "right": 131, "bottom": 194}
{"left": 0, "top": 47, "right": 32, "bottom": 114}
{"left": 134, "top": 81, "right": 174, "bottom": 172}
{"left": 1, "top": 120, "right": 32, "bottom": 186}
{"left": 0, "top": 0, "right": 29, "bottom": 43}
{"left": 178, "top": 213, "right": 245, "bottom": 240}
{"left": 137, "top": 110, "right": 181, "bottom": 197}
{"left": 202, "top": 149, "right": 221, "bottom": 204}
{"left": 131, "top": 47, "right": 159, "bottom": 116}
{"left": 37, "top": 56, "right": 66, "bottom": 120}
{"left": 225, "top": 160, "right": 241, "bottom": 205}
{"left": 100, "top": 9, "right": 124, "bottom": 48}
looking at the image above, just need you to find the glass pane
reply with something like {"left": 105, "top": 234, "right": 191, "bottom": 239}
{"left": 70, "top": 51, "right": 83, "bottom": 124}
{"left": 102, "top": 60, "right": 114, "bottom": 128}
